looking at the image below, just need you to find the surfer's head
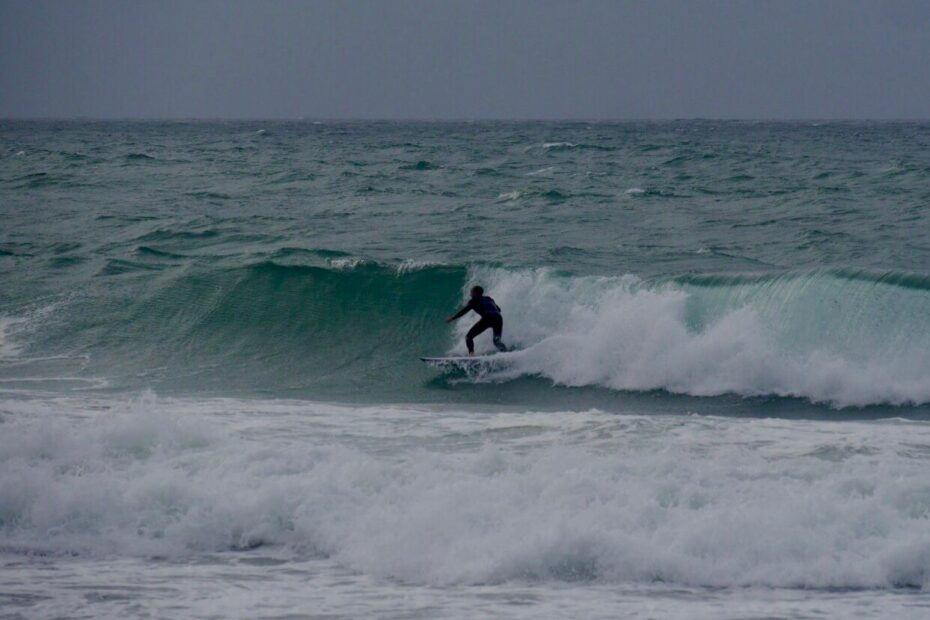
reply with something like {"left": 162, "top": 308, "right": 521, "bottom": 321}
{"left": 470, "top": 285, "right": 484, "bottom": 298}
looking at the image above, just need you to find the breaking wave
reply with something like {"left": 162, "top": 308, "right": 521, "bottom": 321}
{"left": 468, "top": 267, "right": 930, "bottom": 407}
{"left": 1, "top": 395, "right": 928, "bottom": 588}
{"left": 9, "top": 254, "right": 930, "bottom": 407}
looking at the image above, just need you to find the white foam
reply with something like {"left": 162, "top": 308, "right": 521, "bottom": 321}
{"left": 526, "top": 166, "right": 556, "bottom": 176}
{"left": 497, "top": 191, "right": 523, "bottom": 201}
{"left": 327, "top": 257, "right": 365, "bottom": 270}
{"left": 1, "top": 395, "right": 929, "bottom": 591}
{"left": 395, "top": 259, "right": 441, "bottom": 274}
{"left": 459, "top": 268, "right": 930, "bottom": 407}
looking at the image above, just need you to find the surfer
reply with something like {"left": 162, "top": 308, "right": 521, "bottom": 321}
{"left": 446, "top": 286, "right": 508, "bottom": 355}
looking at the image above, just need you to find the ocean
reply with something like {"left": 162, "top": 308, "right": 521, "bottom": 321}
{"left": 2, "top": 120, "right": 930, "bottom": 618}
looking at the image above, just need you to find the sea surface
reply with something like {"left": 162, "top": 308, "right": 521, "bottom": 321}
{"left": 2, "top": 120, "right": 930, "bottom": 618}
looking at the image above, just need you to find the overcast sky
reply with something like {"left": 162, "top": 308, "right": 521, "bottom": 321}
{"left": 1, "top": 0, "right": 929, "bottom": 119}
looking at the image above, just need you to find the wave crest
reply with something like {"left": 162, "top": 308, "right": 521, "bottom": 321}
{"left": 465, "top": 268, "right": 930, "bottom": 407}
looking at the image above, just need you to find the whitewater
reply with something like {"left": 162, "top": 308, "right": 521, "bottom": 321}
{"left": 2, "top": 120, "right": 930, "bottom": 618}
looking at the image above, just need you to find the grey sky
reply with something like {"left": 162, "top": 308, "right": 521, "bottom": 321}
{"left": 1, "top": 0, "right": 929, "bottom": 119}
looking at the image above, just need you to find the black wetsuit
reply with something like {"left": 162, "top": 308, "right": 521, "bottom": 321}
{"left": 451, "top": 296, "right": 507, "bottom": 353}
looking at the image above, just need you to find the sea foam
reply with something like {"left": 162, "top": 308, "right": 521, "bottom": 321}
{"left": 1, "top": 395, "right": 929, "bottom": 589}
{"left": 455, "top": 268, "right": 930, "bottom": 407}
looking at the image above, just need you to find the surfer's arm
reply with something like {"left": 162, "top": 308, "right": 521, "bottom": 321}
{"left": 446, "top": 302, "right": 472, "bottom": 323}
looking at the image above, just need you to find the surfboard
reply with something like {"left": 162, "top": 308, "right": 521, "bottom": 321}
{"left": 420, "top": 354, "right": 510, "bottom": 371}
{"left": 420, "top": 356, "right": 494, "bottom": 363}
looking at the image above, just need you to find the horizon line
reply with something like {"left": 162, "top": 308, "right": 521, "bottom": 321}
{"left": 3, "top": 116, "right": 930, "bottom": 123}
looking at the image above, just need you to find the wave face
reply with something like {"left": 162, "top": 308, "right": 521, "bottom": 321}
{"left": 4, "top": 259, "right": 930, "bottom": 408}
{"left": 2, "top": 396, "right": 929, "bottom": 589}
{"left": 23, "top": 259, "right": 465, "bottom": 398}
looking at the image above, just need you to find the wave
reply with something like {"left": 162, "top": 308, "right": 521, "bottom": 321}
{"left": 124, "top": 152, "right": 156, "bottom": 161}
{"left": 6, "top": 171, "right": 57, "bottom": 189}
{"left": 495, "top": 188, "right": 578, "bottom": 202}
{"left": 1, "top": 395, "right": 928, "bottom": 588}
{"left": 12, "top": 257, "right": 930, "bottom": 407}
{"left": 469, "top": 268, "right": 930, "bottom": 407}
{"left": 399, "top": 160, "right": 439, "bottom": 171}
{"left": 526, "top": 142, "right": 617, "bottom": 152}
{"left": 28, "top": 260, "right": 466, "bottom": 397}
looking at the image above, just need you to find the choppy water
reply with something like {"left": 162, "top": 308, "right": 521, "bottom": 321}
{"left": 2, "top": 121, "right": 930, "bottom": 618}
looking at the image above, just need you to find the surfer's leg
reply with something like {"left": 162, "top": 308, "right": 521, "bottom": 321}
{"left": 465, "top": 318, "right": 490, "bottom": 353}
{"left": 491, "top": 315, "right": 506, "bottom": 352}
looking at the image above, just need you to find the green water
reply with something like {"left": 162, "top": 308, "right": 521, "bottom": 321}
{"left": 2, "top": 120, "right": 930, "bottom": 409}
